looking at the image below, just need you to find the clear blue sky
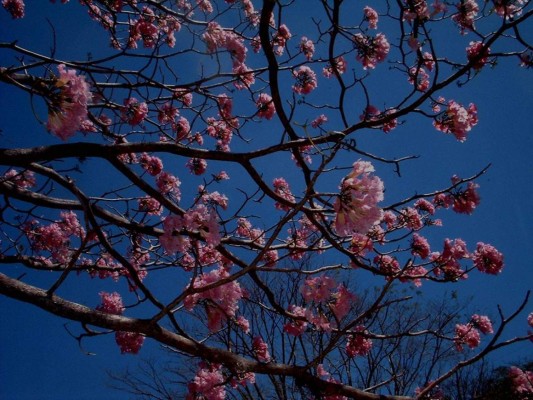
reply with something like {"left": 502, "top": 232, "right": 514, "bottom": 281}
{"left": 1, "top": 2, "right": 532, "bottom": 399}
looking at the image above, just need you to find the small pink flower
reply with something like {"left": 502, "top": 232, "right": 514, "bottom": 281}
{"left": 256, "top": 93, "right": 276, "bottom": 120}
{"left": 454, "top": 323, "right": 480, "bottom": 351}
{"left": 311, "top": 114, "right": 328, "bottom": 128}
{"left": 139, "top": 153, "right": 163, "bottom": 176}
{"left": 467, "top": 41, "right": 491, "bottom": 71}
{"left": 301, "top": 276, "right": 337, "bottom": 303}
{"left": 471, "top": 314, "right": 493, "bottom": 334}
{"left": 283, "top": 305, "right": 308, "bottom": 336}
{"left": 187, "top": 363, "right": 226, "bottom": 400}
{"left": 331, "top": 285, "right": 356, "bottom": 320}
{"left": 323, "top": 56, "right": 347, "bottom": 78}
{"left": 156, "top": 171, "right": 181, "bottom": 196}
{"left": 115, "top": 331, "right": 145, "bottom": 354}
{"left": 508, "top": 366, "right": 533, "bottom": 396}
{"left": 253, "top": 336, "right": 271, "bottom": 362}
{"left": 473, "top": 242, "right": 504, "bottom": 275}
{"left": 97, "top": 292, "right": 125, "bottom": 315}
{"left": 3, "top": 169, "right": 36, "bottom": 189}
{"left": 433, "top": 100, "right": 478, "bottom": 142}
{"left": 138, "top": 196, "right": 162, "bottom": 215}
{"left": 353, "top": 33, "right": 390, "bottom": 69}
{"left": 292, "top": 66, "right": 318, "bottom": 94}
{"left": 273, "top": 24, "right": 292, "bottom": 55}
{"left": 346, "top": 326, "right": 372, "bottom": 357}
{"left": 273, "top": 177, "right": 295, "bottom": 210}
{"left": 364, "top": 6, "right": 378, "bottom": 29}
{"left": 411, "top": 233, "right": 431, "bottom": 259}
{"left": 408, "top": 66, "right": 430, "bottom": 91}
{"left": 2, "top": 0, "right": 24, "bottom": 18}
{"left": 300, "top": 36, "right": 315, "bottom": 60}
{"left": 121, "top": 97, "right": 148, "bottom": 126}
{"left": 334, "top": 161, "right": 384, "bottom": 236}
{"left": 187, "top": 158, "right": 207, "bottom": 175}
{"left": 452, "top": 0, "right": 479, "bottom": 34}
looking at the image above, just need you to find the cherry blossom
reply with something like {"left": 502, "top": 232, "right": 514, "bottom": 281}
{"left": 292, "top": 66, "right": 318, "bottom": 95}
{"left": 139, "top": 153, "right": 163, "bottom": 176}
{"left": 272, "top": 24, "right": 291, "bottom": 55}
{"left": 451, "top": 181, "right": 480, "bottom": 214}
{"left": 138, "top": 196, "right": 162, "bottom": 215}
{"left": 472, "top": 242, "right": 504, "bottom": 275}
{"left": 493, "top": 0, "right": 526, "bottom": 19}
{"left": 334, "top": 160, "right": 384, "bottom": 236}
{"left": 121, "top": 97, "right": 148, "bottom": 126}
{"left": 408, "top": 66, "right": 430, "bottom": 91}
{"left": 353, "top": 33, "right": 390, "bottom": 69}
{"left": 471, "top": 314, "right": 493, "bottom": 334}
{"left": 346, "top": 326, "right": 373, "bottom": 357}
{"left": 187, "top": 363, "right": 226, "bottom": 400}
{"left": 323, "top": 56, "right": 347, "bottom": 78}
{"left": 311, "top": 114, "right": 328, "bottom": 128}
{"left": 364, "top": 6, "right": 378, "bottom": 29}
{"left": 454, "top": 323, "right": 480, "bottom": 351}
{"left": 115, "top": 331, "right": 145, "bottom": 354}
{"left": 252, "top": 336, "right": 271, "bottom": 362}
{"left": 47, "top": 64, "right": 92, "bottom": 140}
{"left": 2, "top": 169, "right": 36, "bottom": 189}
{"left": 283, "top": 305, "right": 308, "bottom": 336}
{"left": 509, "top": 366, "right": 533, "bottom": 397}
{"left": 331, "top": 285, "right": 356, "bottom": 320}
{"left": 187, "top": 158, "right": 208, "bottom": 175}
{"left": 411, "top": 233, "right": 431, "bottom": 259}
{"left": 2, "top": 0, "right": 24, "bottom": 18}
{"left": 404, "top": 0, "right": 430, "bottom": 22}
{"left": 301, "top": 275, "right": 337, "bottom": 303}
{"left": 273, "top": 177, "right": 295, "bottom": 210}
{"left": 299, "top": 36, "right": 315, "bottom": 60}
{"left": 452, "top": 0, "right": 479, "bottom": 34}
{"left": 256, "top": 93, "right": 276, "bottom": 120}
{"left": 433, "top": 100, "right": 478, "bottom": 142}
{"left": 96, "top": 291, "right": 125, "bottom": 315}
{"left": 466, "top": 41, "right": 491, "bottom": 71}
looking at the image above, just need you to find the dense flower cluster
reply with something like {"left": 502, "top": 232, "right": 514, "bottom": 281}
{"left": 252, "top": 336, "right": 271, "bottom": 362}
{"left": 509, "top": 366, "right": 533, "bottom": 397}
{"left": 2, "top": 0, "right": 24, "bottom": 18}
{"left": 273, "top": 177, "right": 295, "bottom": 210}
{"left": 346, "top": 326, "right": 373, "bottom": 357}
{"left": 115, "top": 331, "right": 145, "bottom": 354}
{"left": 2, "top": 169, "right": 36, "bottom": 189}
{"left": 96, "top": 291, "right": 125, "bottom": 315}
{"left": 364, "top": 6, "right": 378, "bottom": 29}
{"left": 452, "top": 0, "right": 479, "bottom": 34}
{"left": 187, "top": 363, "right": 226, "bottom": 400}
{"left": 256, "top": 93, "right": 276, "bottom": 120}
{"left": 353, "top": 33, "right": 390, "bottom": 69}
{"left": 334, "top": 161, "right": 384, "bottom": 236}
{"left": 47, "top": 64, "right": 92, "bottom": 140}
{"left": 121, "top": 97, "right": 148, "bottom": 126}
{"left": 467, "top": 41, "right": 491, "bottom": 71}
{"left": 472, "top": 242, "right": 504, "bottom": 274}
{"left": 323, "top": 56, "right": 347, "bottom": 78}
{"left": 454, "top": 314, "right": 493, "bottom": 351}
{"left": 292, "top": 66, "right": 318, "bottom": 94}
{"left": 433, "top": 100, "right": 478, "bottom": 141}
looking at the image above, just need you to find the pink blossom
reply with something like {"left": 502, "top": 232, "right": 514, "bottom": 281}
{"left": 201, "top": 190, "right": 229, "bottom": 210}
{"left": 121, "top": 97, "right": 148, "bottom": 126}
{"left": 272, "top": 24, "right": 292, "bottom": 55}
{"left": 493, "top": 0, "right": 526, "bottom": 19}
{"left": 414, "top": 198, "right": 436, "bottom": 215}
{"left": 452, "top": 0, "right": 479, "bottom": 34}
{"left": 128, "top": 8, "right": 160, "bottom": 48}
{"left": 323, "top": 56, "right": 347, "bottom": 78}
{"left": 253, "top": 336, "right": 271, "bottom": 362}
{"left": 467, "top": 41, "right": 491, "bottom": 71}
{"left": 301, "top": 275, "right": 337, "bottom": 303}
{"left": 97, "top": 292, "right": 124, "bottom": 315}
{"left": 173, "top": 89, "right": 193, "bottom": 106}
{"left": 454, "top": 323, "right": 480, "bottom": 351}
{"left": 197, "top": 0, "right": 213, "bottom": 13}
{"left": 187, "top": 363, "right": 226, "bottom": 400}
{"left": 299, "top": 36, "right": 315, "bottom": 60}
{"left": 334, "top": 161, "right": 384, "bottom": 236}
{"left": 353, "top": 33, "right": 390, "bottom": 69}
{"left": 233, "top": 62, "right": 256, "bottom": 90}
{"left": 349, "top": 233, "right": 374, "bottom": 257}
{"left": 311, "top": 114, "right": 328, "bottom": 128}
{"left": 256, "top": 93, "right": 276, "bottom": 120}
{"left": 471, "top": 314, "right": 493, "bottom": 334}
{"left": 174, "top": 116, "right": 191, "bottom": 141}
{"left": 422, "top": 52, "right": 435, "bottom": 71}
{"left": 472, "top": 242, "right": 504, "bottom": 275}
{"left": 412, "top": 233, "right": 431, "bottom": 259}
{"left": 374, "top": 254, "right": 400, "bottom": 277}
{"left": 404, "top": 0, "right": 430, "bottom": 22}
{"left": 187, "top": 158, "right": 208, "bottom": 175}
{"left": 184, "top": 205, "right": 221, "bottom": 246}
{"left": 401, "top": 207, "right": 423, "bottom": 230}
{"left": 452, "top": 181, "right": 480, "bottom": 214}
{"left": 432, "top": 0, "right": 447, "bottom": 14}
{"left": 273, "top": 177, "right": 295, "bottom": 210}
{"left": 331, "top": 285, "right": 356, "bottom": 320}
{"left": 235, "top": 315, "right": 250, "bottom": 333}
{"left": 157, "top": 102, "right": 179, "bottom": 124}
{"left": 138, "top": 196, "right": 162, "bottom": 215}
{"left": 47, "top": 64, "right": 92, "bottom": 140}
{"left": 408, "top": 66, "right": 430, "bottom": 91}
{"left": 360, "top": 105, "right": 398, "bottom": 133}
{"left": 3, "top": 169, "right": 36, "bottom": 189}
{"left": 156, "top": 171, "right": 181, "bottom": 196}
{"left": 364, "top": 6, "right": 379, "bottom": 29}
{"left": 283, "top": 305, "right": 308, "bottom": 336}
{"left": 2, "top": 0, "right": 24, "bottom": 18}
{"left": 292, "top": 66, "right": 318, "bottom": 94}
{"left": 139, "top": 153, "right": 163, "bottom": 176}
{"left": 346, "top": 326, "right": 373, "bottom": 357}
{"left": 115, "top": 331, "right": 145, "bottom": 354}
{"left": 184, "top": 265, "right": 243, "bottom": 331}
{"left": 508, "top": 366, "right": 533, "bottom": 396}
{"left": 433, "top": 100, "right": 478, "bottom": 142}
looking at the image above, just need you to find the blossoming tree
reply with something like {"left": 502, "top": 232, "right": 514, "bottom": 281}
{"left": 1, "top": 0, "right": 532, "bottom": 399}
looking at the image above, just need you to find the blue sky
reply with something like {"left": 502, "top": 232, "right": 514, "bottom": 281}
{"left": 1, "top": 2, "right": 532, "bottom": 399}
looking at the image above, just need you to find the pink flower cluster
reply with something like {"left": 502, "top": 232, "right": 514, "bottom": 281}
{"left": 97, "top": 291, "right": 125, "bottom": 315}
{"left": 283, "top": 305, "right": 308, "bottom": 336}
{"left": 187, "top": 363, "right": 226, "bottom": 400}
{"left": 272, "top": 24, "right": 292, "bottom": 55}
{"left": 408, "top": 66, "right": 430, "bottom": 91}
{"left": 404, "top": 0, "right": 430, "bottom": 22}
{"left": 187, "top": 158, "right": 208, "bottom": 175}
{"left": 466, "top": 41, "right": 491, "bottom": 71}
{"left": 472, "top": 242, "right": 504, "bottom": 274}
{"left": 256, "top": 93, "right": 276, "bottom": 120}
{"left": 452, "top": 0, "right": 479, "bottom": 34}
{"left": 138, "top": 196, "right": 162, "bottom": 215}
{"left": 360, "top": 105, "right": 398, "bottom": 133}
{"left": 454, "top": 315, "right": 492, "bottom": 351}
{"left": 493, "top": 0, "right": 526, "bottom": 19}
{"left": 115, "top": 331, "right": 145, "bottom": 354}
{"left": 311, "top": 114, "right": 328, "bottom": 128}
{"left": 323, "top": 56, "right": 347, "bottom": 78}
{"left": 451, "top": 181, "right": 480, "bottom": 214}
{"left": 433, "top": 100, "right": 478, "bottom": 142}
{"left": 126, "top": 6, "right": 181, "bottom": 49}
{"left": 2, "top": 0, "right": 24, "bottom": 18}
{"left": 334, "top": 160, "right": 384, "bottom": 236}
{"left": 23, "top": 211, "right": 85, "bottom": 263}
{"left": 346, "top": 326, "right": 373, "bottom": 357}
{"left": 121, "top": 97, "right": 148, "bottom": 126}
{"left": 364, "top": 6, "right": 378, "bottom": 29}
{"left": 509, "top": 366, "right": 533, "bottom": 397}
{"left": 47, "top": 64, "right": 92, "bottom": 140}
{"left": 301, "top": 276, "right": 337, "bottom": 304}
{"left": 273, "top": 177, "right": 295, "bottom": 210}
{"left": 292, "top": 66, "right": 318, "bottom": 95}
{"left": 184, "top": 265, "right": 246, "bottom": 331}
{"left": 252, "top": 336, "right": 271, "bottom": 362}
{"left": 2, "top": 169, "right": 36, "bottom": 189}
{"left": 299, "top": 36, "right": 315, "bottom": 60}
{"left": 430, "top": 238, "right": 469, "bottom": 280}
{"left": 353, "top": 33, "right": 390, "bottom": 69}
